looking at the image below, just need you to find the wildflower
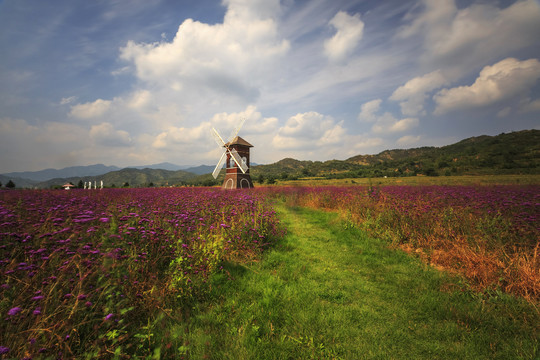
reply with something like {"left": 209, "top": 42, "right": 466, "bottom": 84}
{"left": 64, "top": 293, "right": 72, "bottom": 299}
{"left": 0, "top": 346, "right": 9, "bottom": 354}
{"left": 77, "top": 294, "right": 88, "bottom": 300}
{"left": 31, "top": 295, "right": 44, "bottom": 301}
{"left": 85, "top": 301, "right": 92, "bottom": 307}
{"left": 104, "top": 313, "right": 114, "bottom": 321}
{"left": 33, "top": 307, "right": 41, "bottom": 315}
{"left": 7, "top": 307, "right": 21, "bottom": 316}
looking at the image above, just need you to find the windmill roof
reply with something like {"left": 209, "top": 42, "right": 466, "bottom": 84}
{"left": 226, "top": 136, "right": 253, "bottom": 147}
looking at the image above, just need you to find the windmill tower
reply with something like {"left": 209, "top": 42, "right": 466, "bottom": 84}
{"left": 211, "top": 118, "right": 254, "bottom": 189}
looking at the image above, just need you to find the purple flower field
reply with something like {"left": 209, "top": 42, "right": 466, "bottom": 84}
{"left": 0, "top": 187, "right": 284, "bottom": 358}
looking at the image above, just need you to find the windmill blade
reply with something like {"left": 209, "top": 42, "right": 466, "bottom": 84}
{"left": 212, "top": 127, "right": 227, "bottom": 148}
{"left": 227, "top": 117, "right": 246, "bottom": 142}
{"left": 229, "top": 148, "right": 248, "bottom": 174}
{"left": 212, "top": 151, "right": 227, "bottom": 179}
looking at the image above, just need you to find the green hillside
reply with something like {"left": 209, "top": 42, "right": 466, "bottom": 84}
{"left": 12, "top": 129, "right": 537, "bottom": 189}
{"left": 248, "top": 129, "right": 540, "bottom": 182}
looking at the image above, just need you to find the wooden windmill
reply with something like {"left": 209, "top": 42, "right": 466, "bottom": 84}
{"left": 211, "top": 118, "right": 254, "bottom": 189}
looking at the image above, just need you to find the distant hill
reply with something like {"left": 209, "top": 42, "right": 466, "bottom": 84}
{"left": 183, "top": 165, "right": 216, "bottom": 175}
{"left": 1, "top": 164, "right": 120, "bottom": 182}
{"left": 0, "top": 174, "right": 38, "bottom": 189}
{"left": 35, "top": 168, "right": 198, "bottom": 189}
{"left": 2, "top": 130, "right": 538, "bottom": 188}
{"left": 130, "top": 162, "right": 186, "bottom": 171}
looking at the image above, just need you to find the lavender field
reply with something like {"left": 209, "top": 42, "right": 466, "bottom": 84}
{"left": 1, "top": 184, "right": 539, "bottom": 358}
{"left": 0, "top": 188, "right": 283, "bottom": 358}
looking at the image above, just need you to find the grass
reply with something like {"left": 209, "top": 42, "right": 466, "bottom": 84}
{"left": 171, "top": 202, "right": 539, "bottom": 359}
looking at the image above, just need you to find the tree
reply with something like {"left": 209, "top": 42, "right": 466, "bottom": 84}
{"left": 123, "top": 182, "right": 130, "bottom": 188}
{"left": 6, "top": 180, "right": 15, "bottom": 189}
{"left": 77, "top": 180, "right": 84, "bottom": 188}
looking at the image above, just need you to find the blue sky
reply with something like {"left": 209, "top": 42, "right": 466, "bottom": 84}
{"left": 1, "top": 0, "right": 539, "bottom": 172}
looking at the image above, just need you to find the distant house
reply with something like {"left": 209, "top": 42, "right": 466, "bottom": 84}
{"left": 62, "top": 183, "right": 75, "bottom": 190}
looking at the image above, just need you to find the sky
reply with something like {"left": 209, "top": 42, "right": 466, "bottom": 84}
{"left": 1, "top": 0, "right": 539, "bottom": 173}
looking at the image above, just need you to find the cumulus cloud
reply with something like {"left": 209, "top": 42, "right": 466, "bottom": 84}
{"left": 69, "top": 99, "right": 112, "bottom": 119}
{"left": 151, "top": 105, "right": 278, "bottom": 156}
{"left": 390, "top": 70, "right": 448, "bottom": 116}
{"left": 90, "top": 122, "right": 132, "bottom": 147}
{"left": 397, "top": 135, "right": 421, "bottom": 146}
{"left": 152, "top": 123, "right": 211, "bottom": 150}
{"left": 434, "top": 57, "right": 540, "bottom": 114}
{"left": 357, "top": 99, "right": 382, "bottom": 122}
{"left": 324, "top": 11, "right": 364, "bottom": 62}
{"left": 210, "top": 105, "right": 278, "bottom": 135}
{"left": 372, "top": 115, "right": 419, "bottom": 134}
{"left": 399, "top": 0, "right": 540, "bottom": 71}
{"left": 358, "top": 99, "right": 419, "bottom": 134}
{"left": 272, "top": 111, "right": 345, "bottom": 150}
{"left": 119, "top": 0, "right": 289, "bottom": 100}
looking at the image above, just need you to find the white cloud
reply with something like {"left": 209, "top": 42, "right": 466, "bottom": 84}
{"left": 397, "top": 135, "right": 421, "bottom": 146}
{"left": 272, "top": 111, "right": 345, "bottom": 150}
{"left": 152, "top": 122, "right": 211, "bottom": 150}
{"left": 90, "top": 122, "right": 132, "bottom": 147}
{"left": 372, "top": 114, "right": 419, "bottom": 134}
{"left": 60, "top": 96, "right": 77, "bottom": 105}
{"left": 127, "top": 90, "right": 152, "bottom": 110}
{"left": 119, "top": 0, "right": 289, "bottom": 99}
{"left": 434, "top": 58, "right": 540, "bottom": 114}
{"left": 324, "top": 11, "right": 364, "bottom": 62}
{"left": 390, "top": 70, "right": 448, "bottom": 116}
{"left": 521, "top": 98, "right": 540, "bottom": 113}
{"left": 358, "top": 99, "right": 419, "bottom": 134}
{"left": 69, "top": 99, "right": 112, "bottom": 119}
{"left": 210, "top": 105, "right": 278, "bottom": 135}
{"left": 358, "top": 99, "right": 382, "bottom": 122}
{"left": 400, "top": 0, "right": 540, "bottom": 72}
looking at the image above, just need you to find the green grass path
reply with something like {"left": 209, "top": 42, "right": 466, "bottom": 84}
{"left": 175, "top": 204, "right": 538, "bottom": 359}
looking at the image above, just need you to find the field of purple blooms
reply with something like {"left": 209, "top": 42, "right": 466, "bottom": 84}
{"left": 273, "top": 184, "right": 539, "bottom": 301}
{"left": 0, "top": 188, "right": 284, "bottom": 359}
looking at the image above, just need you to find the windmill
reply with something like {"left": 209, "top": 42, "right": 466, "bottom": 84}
{"left": 211, "top": 118, "right": 254, "bottom": 189}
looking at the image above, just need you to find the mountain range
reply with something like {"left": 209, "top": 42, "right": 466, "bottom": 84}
{"left": 1, "top": 129, "right": 538, "bottom": 188}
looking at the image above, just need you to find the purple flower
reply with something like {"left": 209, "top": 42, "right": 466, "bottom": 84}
{"left": 104, "top": 313, "right": 114, "bottom": 321}
{"left": 64, "top": 293, "right": 72, "bottom": 299}
{"left": 7, "top": 307, "right": 21, "bottom": 316}
{"left": 33, "top": 307, "right": 41, "bottom": 315}
{"left": 77, "top": 294, "right": 88, "bottom": 300}
{"left": 85, "top": 301, "right": 92, "bottom": 307}
{"left": 31, "top": 295, "right": 44, "bottom": 301}
{"left": 0, "top": 346, "right": 9, "bottom": 354}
